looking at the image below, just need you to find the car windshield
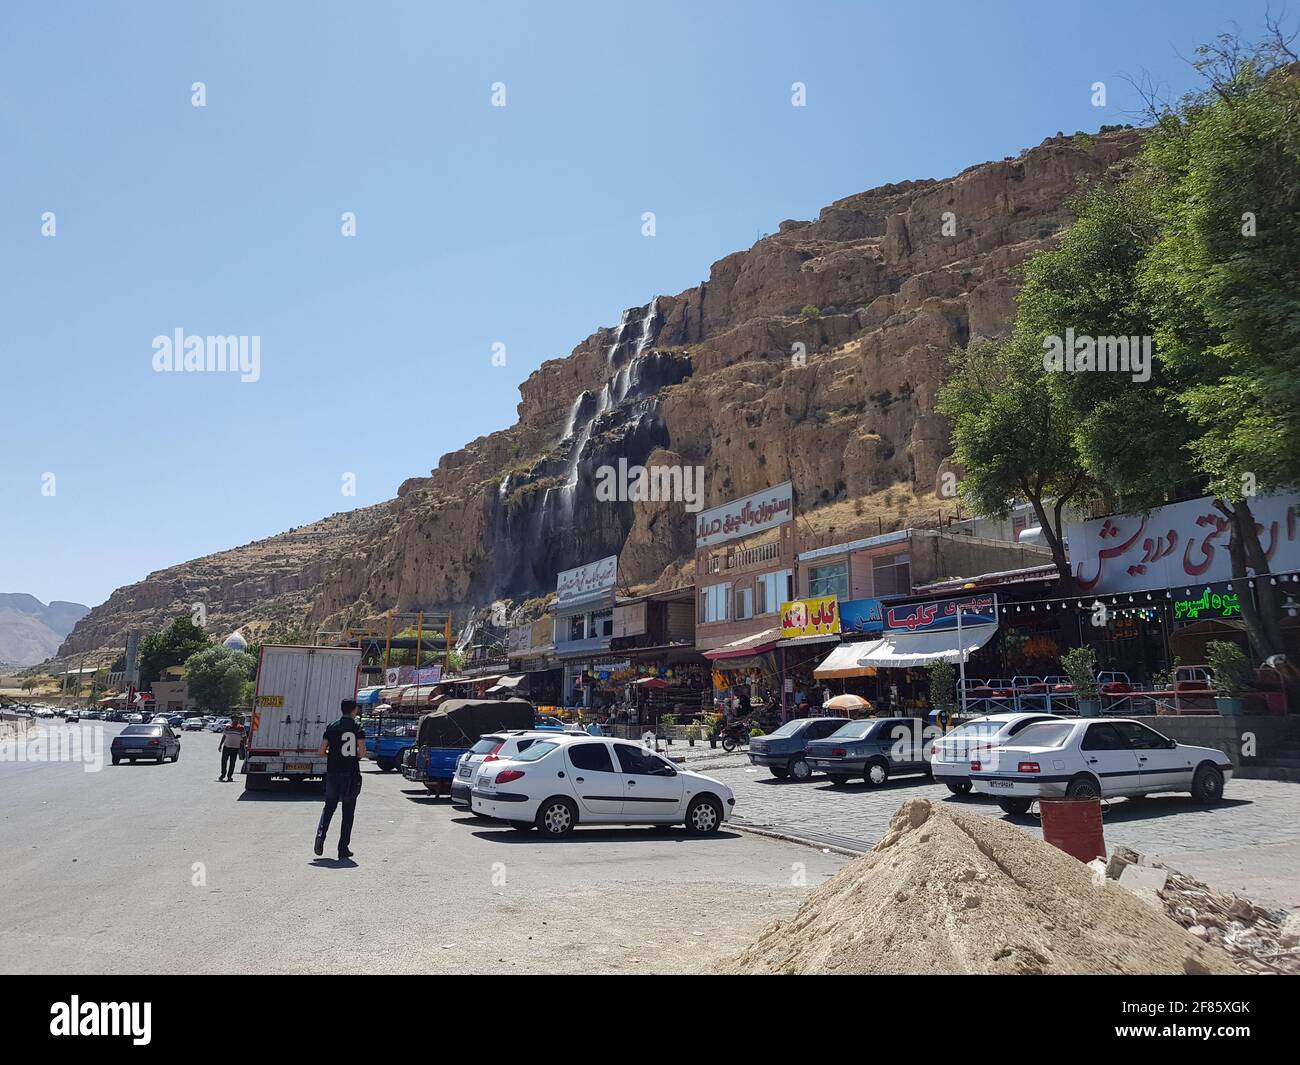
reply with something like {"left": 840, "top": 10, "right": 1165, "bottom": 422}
{"left": 506, "top": 740, "right": 559, "bottom": 763}
{"left": 827, "top": 721, "right": 874, "bottom": 740}
{"left": 764, "top": 720, "right": 805, "bottom": 739}
{"left": 122, "top": 725, "right": 162, "bottom": 737}
{"left": 943, "top": 718, "right": 1007, "bottom": 741}
{"left": 469, "top": 737, "right": 501, "bottom": 755}
{"left": 1012, "top": 722, "right": 1075, "bottom": 749}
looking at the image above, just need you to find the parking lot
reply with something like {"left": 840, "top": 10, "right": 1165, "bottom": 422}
{"left": 664, "top": 745, "right": 1300, "bottom": 910}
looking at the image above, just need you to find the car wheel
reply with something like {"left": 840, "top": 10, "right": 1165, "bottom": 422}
{"left": 998, "top": 797, "right": 1033, "bottom": 815}
{"left": 375, "top": 758, "right": 394, "bottom": 773}
{"left": 769, "top": 767, "right": 789, "bottom": 779}
{"left": 111, "top": 756, "right": 120, "bottom": 766}
{"left": 945, "top": 781, "right": 972, "bottom": 795}
{"left": 685, "top": 795, "right": 723, "bottom": 835}
{"left": 1191, "top": 763, "right": 1225, "bottom": 804}
{"left": 128, "top": 758, "right": 136, "bottom": 764}
{"left": 1065, "top": 774, "right": 1101, "bottom": 800}
{"left": 535, "top": 797, "right": 577, "bottom": 838}
{"left": 864, "top": 760, "right": 889, "bottom": 787}
{"left": 171, "top": 751, "right": 179, "bottom": 762}
{"left": 789, "top": 757, "right": 812, "bottom": 782}
{"left": 827, "top": 774, "right": 851, "bottom": 786}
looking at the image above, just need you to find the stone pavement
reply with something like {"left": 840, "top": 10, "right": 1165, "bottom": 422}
{"left": 657, "top": 741, "right": 1300, "bottom": 911}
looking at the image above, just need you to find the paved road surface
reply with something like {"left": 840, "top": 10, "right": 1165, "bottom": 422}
{"left": 0, "top": 721, "right": 847, "bottom": 974}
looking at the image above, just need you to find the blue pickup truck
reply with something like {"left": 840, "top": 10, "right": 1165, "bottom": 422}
{"left": 366, "top": 707, "right": 422, "bottom": 772}
{"left": 400, "top": 697, "right": 536, "bottom": 796}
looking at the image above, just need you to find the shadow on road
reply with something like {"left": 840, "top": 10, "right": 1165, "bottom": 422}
{"left": 996, "top": 794, "right": 1253, "bottom": 825}
{"left": 309, "top": 857, "right": 358, "bottom": 869}
{"left": 468, "top": 825, "right": 745, "bottom": 845}
{"left": 237, "top": 780, "right": 327, "bottom": 802}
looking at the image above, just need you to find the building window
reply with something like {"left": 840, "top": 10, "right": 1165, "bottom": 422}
{"left": 591, "top": 609, "right": 613, "bottom": 638}
{"left": 701, "top": 582, "right": 731, "bottom": 623}
{"left": 568, "top": 614, "right": 587, "bottom": 641}
{"left": 735, "top": 586, "right": 754, "bottom": 620}
{"left": 872, "top": 553, "right": 911, "bottom": 597}
{"left": 756, "top": 569, "right": 792, "bottom": 614}
{"left": 808, "top": 561, "right": 849, "bottom": 600}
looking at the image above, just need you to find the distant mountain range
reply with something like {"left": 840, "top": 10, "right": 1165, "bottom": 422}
{"left": 0, "top": 594, "right": 91, "bottom": 668}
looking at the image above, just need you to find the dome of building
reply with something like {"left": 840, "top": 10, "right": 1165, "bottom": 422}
{"left": 223, "top": 630, "right": 248, "bottom": 652}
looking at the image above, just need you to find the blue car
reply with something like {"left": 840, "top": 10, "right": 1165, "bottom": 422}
{"left": 806, "top": 716, "right": 930, "bottom": 786}
{"left": 748, "top": 716, "right": 851, "bottom": 781}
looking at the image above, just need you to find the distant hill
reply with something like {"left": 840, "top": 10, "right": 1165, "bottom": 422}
{"left": 0, "top": 595, "right": 90, "bottom": 667}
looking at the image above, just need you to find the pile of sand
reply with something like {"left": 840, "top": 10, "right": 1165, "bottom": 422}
{"left": 719, "top": 799, "right": 1239, "bottom": 975}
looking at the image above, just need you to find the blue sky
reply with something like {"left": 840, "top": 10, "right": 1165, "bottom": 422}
{"left": 0, "top": 0, "right": 1266, "bottom": 608}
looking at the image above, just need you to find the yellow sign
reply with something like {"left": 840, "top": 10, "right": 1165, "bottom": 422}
{"left": 256, "top": 695, "right": 285, "bottom": 708}
{"left": 780, "top": 596, "right": 841, "bottom": 639}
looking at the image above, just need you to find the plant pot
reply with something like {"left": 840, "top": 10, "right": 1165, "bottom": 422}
{"left": 688, "top": 738, "right": 695, "bottom": 747}
{"left": 709, "top": 738, "right": 717, "bottom": 749}
{"left": 1077, "top": 697, "right": 1102, "bottom": 718}
{"left": 1215, "top": 696, "right": 1244, "bottom": 716}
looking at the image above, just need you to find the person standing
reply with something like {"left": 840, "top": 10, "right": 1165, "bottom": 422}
{"left": 315, "top": 698, "right": 365, "bottom": 860}
{"left": 218, "top": 716, "right": 245, "bottom": 781}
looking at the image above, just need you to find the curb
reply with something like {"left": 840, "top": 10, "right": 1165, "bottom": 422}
{"left": 729, "top": 820, "right": 868, "bottom": 858}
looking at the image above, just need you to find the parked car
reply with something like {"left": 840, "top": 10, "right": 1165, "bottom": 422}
{"left": 930, "top": 712, "right": 1062, "bottom": 794}
{"left": 150, "top": 714, "right": 171, "bottom": 725}
{"left": 207, "top": 717, "right": 231, "bottom": 732}
{"left": 182, "top": 717, "right": 207, "bottom": 731}
{"left": 110, "top": 724, "right": 182, "bottom": 765}
{"left": 471, "top": 734, "right": 735, "bottom": 837}
{"left": 451, "top": 730, "right": 561, "bottom": 808}
{"left": 969, "top": 717, "right": 1232, "bottom": 814}
{"left": 806, "top": 716, "right": 929, "bottom": 786}
{"left": 748, "top": 716, "right": 850, "bottom": 780}
{"left": 65, "top": 710, "right": 81, "bottom": 723}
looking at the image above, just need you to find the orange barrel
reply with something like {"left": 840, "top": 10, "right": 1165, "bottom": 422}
{"left": 1039, "top": 798, "right": 1105, "bottom": 863}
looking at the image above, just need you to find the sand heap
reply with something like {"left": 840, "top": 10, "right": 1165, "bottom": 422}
{"left": 720, "top": 799, "right": 1238, "bottom": 975}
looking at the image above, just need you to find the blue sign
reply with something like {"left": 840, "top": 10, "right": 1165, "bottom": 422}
{"left": 839, "top": 598, "right": 885, "bottom": 634}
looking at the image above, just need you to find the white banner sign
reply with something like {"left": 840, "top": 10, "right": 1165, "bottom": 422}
{"left": 695, "top": 481, "right": 793, "bottom": 549}
{"left": 556, "top": 555, "right": 618, "bottom": 605}
{"left": 1067, "top": 492, "right": 1300, "bottom": 596}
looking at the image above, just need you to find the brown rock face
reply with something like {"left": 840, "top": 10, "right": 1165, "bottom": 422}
{"left": 59, "top": 129, "right": 1143, "bottom": 659}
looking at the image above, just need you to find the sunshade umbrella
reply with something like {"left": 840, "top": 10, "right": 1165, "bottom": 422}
{"left": 823, "top": 693, "right": 873, "bottom": 712}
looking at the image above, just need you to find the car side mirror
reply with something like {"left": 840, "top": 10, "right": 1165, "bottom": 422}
{"left": 1166, "top": 739, "right": 1178, "bottom": 750}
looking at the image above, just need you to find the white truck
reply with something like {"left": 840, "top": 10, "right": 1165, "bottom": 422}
{"left": 243, "top": 644, "right": 362, "bottom": 791}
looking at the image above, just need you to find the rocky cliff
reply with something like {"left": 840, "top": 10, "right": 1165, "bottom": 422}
{"left": 57, "top": 127, "right": 1143, "bottom": 661}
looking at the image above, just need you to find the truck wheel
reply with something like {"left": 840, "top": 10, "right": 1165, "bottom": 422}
{"left": 535, "top": 797, "right": 577, "bottom": 838}
{"left": 243, "top": 773, "right": 271, "bottom": 792}
{"left": 789, "top": 757, "right": 812, "bottom": 782}
{"left": 769, "top": 767, "right": 789, "bottom": 779}
{"left": 998, "top": 797, "right": 1033, "bottom": 815}
{"left": 375, "top": 758, "right": 395, "bottom": 772}
{"left": 1191, "top": 763, "right": 1225, "bottom": 804}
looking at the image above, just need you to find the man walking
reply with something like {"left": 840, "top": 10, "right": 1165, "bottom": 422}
{"left": 218, "top": 715, "right": 245, "bottom": 781}
{"left": 314, "top": 698, "right": 365, "bottom": 860}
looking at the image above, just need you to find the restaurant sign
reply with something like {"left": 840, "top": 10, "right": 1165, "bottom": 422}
{"left": 839, "top": 597, "right": 885, "bottom": 635}
{"left": 884, "top": 593, "right": 998, "bottom": 633}
{"left": 1172, "top": 583, "right": 1244, "bottom": 621}
{"left": 1067, "top": 491, "right": 1300, "bottom": 596}
{"left": 780, "top": 596, "right": 841, "bottom": 639}
{"left": 695, "top": 481, "right": 793, "bottom": 549}
{"left": 556, "top": 555, "right": 618, "bottom": 605}
{"left": 507, "top": 624, "right": 532, "bottom": 656}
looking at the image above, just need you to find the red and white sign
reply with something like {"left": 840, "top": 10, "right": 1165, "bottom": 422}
{"left": 556, "top": 555, "right": 618, "bottom": 605}
{"left": 695, "top": 481, "right": 793, "bottom": 549}
{"left": 1067, "top": 492, "right": 1300, "bottom": 596}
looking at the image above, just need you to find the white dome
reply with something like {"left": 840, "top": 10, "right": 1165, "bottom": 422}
{"left": 223, "top": 630, "right": 248, "bottom": 652}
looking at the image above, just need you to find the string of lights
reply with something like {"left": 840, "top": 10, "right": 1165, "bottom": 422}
{"left": 992, "top": 571, "right": 1300, "bottom": 616}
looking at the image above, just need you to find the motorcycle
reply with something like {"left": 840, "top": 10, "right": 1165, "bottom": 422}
{"left": 718, "top": 718, "right": 752, "bottom": 753}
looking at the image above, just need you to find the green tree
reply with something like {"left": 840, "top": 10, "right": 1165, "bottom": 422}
{"left": 137, "top": 616, "right": 211, "bottom": 690}
{"left": 184, "top": 646, "right": 257, "bottom": 715}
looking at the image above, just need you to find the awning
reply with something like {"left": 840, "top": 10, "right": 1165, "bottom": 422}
{"left": 355, "top": 686, "right": 384, "bottom": 706}
{"left": 853, "top": 624, "right": 998, "bottom": 668}
{"left": 702, "top": 628, "right": 781, "bottom": 661}
{"left": 814, "top": 641, "right": 879, "bottom": 679}
{"left": 776, "top": 633, "right": 841, "bottom": 649}
{"left": 485, "top": 674, "right": 526, "bottom": 694}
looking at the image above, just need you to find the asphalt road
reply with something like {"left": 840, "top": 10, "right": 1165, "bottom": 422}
{"left": 0, "top": 721, "right": 845, "bottom": 974}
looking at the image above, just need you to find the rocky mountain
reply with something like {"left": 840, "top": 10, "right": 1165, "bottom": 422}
{"left": 57, "top": 127, "right": 1144, "bottom": 662}
{"left": 0, "top": 594, "right": 90, "bottom": 667}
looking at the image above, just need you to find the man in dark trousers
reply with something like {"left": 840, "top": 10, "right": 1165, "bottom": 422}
{"left": 217, "top": 715, "right": 245, "bottom": 781}
{"left": 314, "top": 698, "right": 366, "bottom": 860}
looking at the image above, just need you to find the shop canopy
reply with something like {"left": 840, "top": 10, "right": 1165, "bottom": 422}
{"left": 701, "top": 627, "right": 781, "bottom": 661}
{"left": 814, "top": 640, "right": 879, "bottom": 679}
{"left": 485, "top": 675, "right": 526, "bottom": 695}
{"left": 355, "top": 686, "right": 384, "bottom": 706}
{"left": 849, "top": 624, "right": 998, "bottom": 669}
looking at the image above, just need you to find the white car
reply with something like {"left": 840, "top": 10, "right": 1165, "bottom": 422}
{"left": 930, "top": 712, "right": 1062, "bottom": 795}
{"left": 451, "top": 730, "right": 563, "bottom": 808}
{"left": 969, "top": 717, "right": 1233, "bottom": 815}
{"left": 471, "top": 733, "right": 735, "bottom": 837}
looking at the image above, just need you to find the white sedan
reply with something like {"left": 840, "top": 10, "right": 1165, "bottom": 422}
{"left": 969, "top": 717, "right": 1233, "bottom": 815}
{"left": 471, "top": 733, "right": 735, "bottom": 837}
{"left": 930, "top": 712, "right": 1062, "bottom": 794}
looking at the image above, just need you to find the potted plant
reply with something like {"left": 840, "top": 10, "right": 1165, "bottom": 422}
{"left": 685, "top": 722, "right": 701, "bottom": 747}
{"left": 1062, "top": 646, "right": 1101, "bottom": 717}
{"left": 707, "top": 712, "right": 721, "bottom": 748}
{"left": 927, "top": 660, "right": 957, "bottom": 726}
{"left": 1205, "top": 641, "right": 1252, "bottom": 716}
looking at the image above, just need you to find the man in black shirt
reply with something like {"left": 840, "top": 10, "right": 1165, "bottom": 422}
{"left": 314, "top": 699, "right": 366, "bottom": 860}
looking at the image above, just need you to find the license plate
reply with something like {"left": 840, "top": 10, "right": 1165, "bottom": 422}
{"left": 286, "top": 762, "right": 310, "bottom": 773}
{"left": 987, "top": 780, "right": 1012, "bottom": 789}
{"left": 458, "top": 766, "right": 471, "bottom": 779}
{"left": 479, "top": 777, "right": 495, "bottom": 792}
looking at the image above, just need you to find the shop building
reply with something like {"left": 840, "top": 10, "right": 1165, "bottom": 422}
{"left": 609, "top": 585, "right": 709, "bottom": 726}
{"left": 551, "top": 554, "right": 622, "bottom": 708}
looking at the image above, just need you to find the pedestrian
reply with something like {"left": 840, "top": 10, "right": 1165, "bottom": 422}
{"left": 314, "top": 698, "right": 365, "bottom": 860}
{"left": 585, "top": 717, "right": 602, "bottom": 736}
{"left": 218, "top": 715, "right": 245, "bottom": 781}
